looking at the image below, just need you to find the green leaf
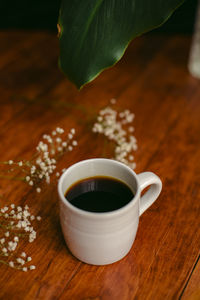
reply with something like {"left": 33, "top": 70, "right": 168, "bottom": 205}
{"left": 58, "top": 0, "right": 185, "bottom": 89}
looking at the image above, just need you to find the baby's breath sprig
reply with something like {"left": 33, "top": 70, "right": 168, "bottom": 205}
{"left": 0, "top": 203, "right": 41, "bottom": 271}
{"left": 92, "top": 99, "right": 138, "bottom": 169}
{"left": 0, "top": 127, "right": 78, "bottom": 192}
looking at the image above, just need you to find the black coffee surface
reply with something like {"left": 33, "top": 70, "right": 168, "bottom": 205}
{"left": 65, "top": 176, "right": 134, "bottom": 213}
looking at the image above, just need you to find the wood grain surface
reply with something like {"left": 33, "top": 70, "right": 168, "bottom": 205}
{"left": 0, "top": 31, "right": 199, "bottom": 300}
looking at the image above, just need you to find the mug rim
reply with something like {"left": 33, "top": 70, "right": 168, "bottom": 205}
{"left": 58, "top": 158, "right": 140, "bottom": 219}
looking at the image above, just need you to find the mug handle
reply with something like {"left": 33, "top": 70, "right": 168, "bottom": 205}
{"left": 137, "top": 172, "right": 162, "bottom": 216}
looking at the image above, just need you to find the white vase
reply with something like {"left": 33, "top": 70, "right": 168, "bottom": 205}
{"left": 188, "top": 0, "right": 200, "bottom": 78}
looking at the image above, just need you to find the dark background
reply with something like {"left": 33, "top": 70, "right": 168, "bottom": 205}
{"left": 0, "top": 0, "right": 198, "bottom": 33}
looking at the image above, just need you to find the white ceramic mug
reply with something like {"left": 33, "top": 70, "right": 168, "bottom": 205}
{"left": 58, "top": 158, "right": 162, "bottom": 265}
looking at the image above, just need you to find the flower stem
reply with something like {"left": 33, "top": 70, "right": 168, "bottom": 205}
{"left": 0, "top": 260, "right": 8, "bottom": 266}
{"left": 0, "top": 175, "right": 25, "bottom": 181}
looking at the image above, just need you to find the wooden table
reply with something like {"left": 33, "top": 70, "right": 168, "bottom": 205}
{"left": 0, "top": 31, "right": 200, "bottom": 300}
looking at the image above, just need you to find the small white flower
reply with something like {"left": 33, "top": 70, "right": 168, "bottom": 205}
{"left": 31, "top": 166, "right": 36, "bottom": 174}
{"left": 5, "top": 231, "right": 9, "bottom": 237}
{"left": 56, "top": 172, "right": 60, "bottom": 177}
{"left": 97, "top": 116, "right": 103, "bottom": 122}
{"left": 29, "top": 181, "right": 34, "bottom": 186}
{"left": 92, "top": 106, "right": 137, "bottom": 169}
{"left": 18, "top": 161, "right": 23, "bottom": 166}
{"left": 29, "top": 265, "right": 36, "bottom": 270}
{"left": 8, "top": 160, "right": 13, "bottom": 165}
{"left": 36, "top": 187, "right": 41, "bottom": 193}
{"left": 72, "top": 140, "right": 78, "bottom": 146}
{"left": 21, "top": 221, "right": 28, "bottom": 228}
{"left": 16, "top": 213, "right": 22, "bottom": 220}
{"left": 26, "top": 176, "right": 30, "bottom": 182}
{"left": 22, "top": 267, "right": 28, "bottom": 272}
{"left": 47, "top": 137, "right": 52, "bottom": 143}
{"left": 16, "top": 222, "right": 22, "bottom": 229}
{"left": 9, "top": 261, "right": 14, "bottom": 268}
{"left": 2, "top": 247, "right": 7, "bottom": 253}
{"left": 46, "top": 176, "right": 50, "bottom": 184}
{"left": 29, "top": 227, "right": 33, "bottom": 232}
{"left": 110, "top": 98, "right": 116, "bottom": 104}
{"left": 56, "top": 137, "right": 62, "bottom": 143}
{"left": 56, "top": 127, "right": 64, "bottom": 134}
{"left": 8, "top": 241, "right": 17, "bottom": 252}
{"left": 62, "top": 142, "right": 67, "bottom": 147}
{"left": 71, "top": 128, "right": 75, "bottom": 134}
{"left": 27, "top": 257, "right": 32, "bottom": 262}
{"left": 29, "top": 230, "right": 36, "bottom": 242}
{"left": 14, "top": 236, "right": 19, "bottom": 242}
{"left": 36, "top": 158, "right": 42, "bottom": 165}
{"left": 36, "top": 216, "right": 42, "bottom": 221}
{"left": 10, "top": 204, "right": 15, "bottom": 209}
{"left": 128, "top": 126, "right": 134, "bottom": 132}
{"left": 21, "top": 252, "right": 26, "bottom": 258}
{"left": 23, "top": 210, "right": 30, "bottom": 218}
{"left": 16, "top": 258, "right": 25, "bottom": 265}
